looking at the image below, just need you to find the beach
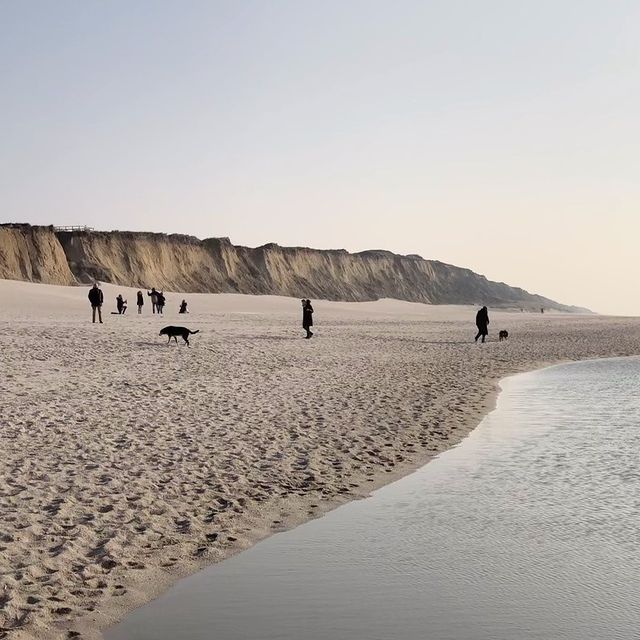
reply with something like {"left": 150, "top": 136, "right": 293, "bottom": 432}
{"left": 1, "top": 280, "right": 639, "bottom": 640}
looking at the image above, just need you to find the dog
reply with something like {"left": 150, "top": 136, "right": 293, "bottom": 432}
{"left": 498, "top": 330, "right": 509, "bottom": 341}
{"left": 159, "top": 326, "right": 199, "bottom": 346}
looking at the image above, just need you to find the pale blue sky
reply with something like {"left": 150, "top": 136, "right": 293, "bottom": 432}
{"left": 2, "top": 1, "right": 639, "bottom": 314}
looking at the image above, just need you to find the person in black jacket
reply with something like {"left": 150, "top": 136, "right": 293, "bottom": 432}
{"left": 116, "top": 294, "right": 127, "bottom": 314}
{"left": 148, "top": 288, "right": 158, "bottom": 313}
{"left": 302, "top": 299, "right": 314, "bottom": 339}
{"left": 475, "top": 306, "right": 489, "bottom": 343}
{"left": 88, "top": 283, "right": 104, "bottom": 324}
{"left": 137, "top": 290, "right": 144, "bottom": 314}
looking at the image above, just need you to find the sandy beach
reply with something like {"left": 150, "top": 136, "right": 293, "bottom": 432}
{"left": 1, "top": 279, "right": 639, "bottom": 640}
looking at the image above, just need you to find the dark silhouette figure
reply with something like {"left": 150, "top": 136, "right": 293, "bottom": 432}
{"left": 148, "top": 288, "right": 158, "bottom": 314}
{"left": 302, "top": 299, "right": 314, "bottom": 339}
{"left": 137, "top": 291, "right": 144, "bottom": 314}
{"left": 179, "top": 300, "right": 188, "bottom": 314}
{"left": 116, "top": 294, "right": 127, "bottom": 314}
{"left": 156, "top": 291, "right": 165, "bottom": 314}
{"left": 159, "top": 326, "right": 199, "bottom": 346}
{"left": 475, "top": 306, "right": 489, "bottom": 343}
{"left": 88, "top": 284, "right": 104, "bottom": 324}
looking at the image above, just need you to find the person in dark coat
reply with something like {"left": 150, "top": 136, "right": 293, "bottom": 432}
{"left": 88, "top": 283, "right": 104, "bottom": 324}
{"left": 137, "top": 290, "right": 144, "bottom": 314}
{"left": 148, "top": 288, "right": 158, "bottom": 313}
{"left": 302, "top": 299, "right": 314, "bottom": 339}
{"left": 179, "top": 299, "right": 188, "bottom": 314}
{"left": 475, "top": 306, "right": 489, "bottom": 343}
{"left": 116, "top": 294, "right": 127, "bottom": 314}
{"left": 156, "top": 291, "right": 165, "bottom": 314}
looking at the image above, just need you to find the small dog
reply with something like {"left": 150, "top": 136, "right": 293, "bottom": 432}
{"left": 499, "top": 330, "right": 509, "bottom": 341}
{"left": 159, "top": 326, "right": 200, "bottom": 346}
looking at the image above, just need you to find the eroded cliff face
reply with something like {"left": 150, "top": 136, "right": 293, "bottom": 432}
{"left": 0, "top": 224, "right": 585, "bottom": 311}
{"left": 0, "top": 225, "right": 75, "bottom": 285}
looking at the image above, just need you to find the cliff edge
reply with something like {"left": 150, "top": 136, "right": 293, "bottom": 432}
{"left": 0, "top": 224, "right": 588, "bottom": 311}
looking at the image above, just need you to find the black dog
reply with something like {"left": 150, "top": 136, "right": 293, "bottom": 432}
{"left": 499, "top": 330, "right": 509, "bottom": 341}
{"left": 159, "top": 326, "right": 199, "bottom": 346}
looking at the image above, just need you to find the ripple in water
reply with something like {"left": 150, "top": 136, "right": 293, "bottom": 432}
{"left": 107, "top": 357, "right": 640, "bottom": 640}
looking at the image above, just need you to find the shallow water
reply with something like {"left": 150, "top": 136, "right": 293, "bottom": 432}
{"left": 107, "top": 357, "right": 640, "bottom": 640}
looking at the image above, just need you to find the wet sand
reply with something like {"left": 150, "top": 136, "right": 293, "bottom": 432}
{"left": 0, "top": 279, "right": 638, "bottom": 639}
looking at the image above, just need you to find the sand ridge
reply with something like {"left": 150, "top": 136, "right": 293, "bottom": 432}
{"left": 0, "top": 280, "right": 638, "bottom": 639}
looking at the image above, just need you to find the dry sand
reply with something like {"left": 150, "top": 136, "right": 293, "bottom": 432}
{"left": 0, "top": 279, "right": 638, "bottom": 640}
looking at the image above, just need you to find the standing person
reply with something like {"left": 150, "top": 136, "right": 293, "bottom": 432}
{"left": 88, "top": 283, "right": 104, "bottom": 324}
{"left": 179, "top": 299, "right": 188, "bottom": 314}
{"left": 156, "top": 291, "right": 165, "bottom": 314}
{"left": 148, "top": 288, "right": 158, "bottom": 314}
{"left": 302, "top": 299, "right": 314, "bottom": 339}
{"left": 475, "top": 306, "right": 489, "bottom": 343}
{"left": 116, "top": 294, "right": 127, "bottom": 314}
{"left": 137, "top": 290, "right": 144, "bottom": 314}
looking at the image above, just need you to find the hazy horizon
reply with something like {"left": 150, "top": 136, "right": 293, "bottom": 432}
{"left": 3, "top": 1, "right": 639, "bottom": 315}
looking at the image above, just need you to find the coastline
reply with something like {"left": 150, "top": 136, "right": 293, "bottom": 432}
{"left": 1, "top": 280, "right": 639, "bottom": 640}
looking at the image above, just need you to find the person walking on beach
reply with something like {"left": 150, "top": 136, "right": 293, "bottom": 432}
{"left": 179, "top": 299, "right": 188, "bottom": 314}
{"left": 302, "top": 299, "right": 314, "bottom": 339}
{"left": 88, "top": 283, "right": 104, "bottom": 324}
{"left": 475, "top": 305, "right": 489, "bottom": 343}
{"left": 156, "top": 291, "right": 165, "bottom": 314}
{"left": 148, "top": 288, "right": 158, "bottom": 314}
{"left": 137, "top": 290, "right": 144, "bottom": 314}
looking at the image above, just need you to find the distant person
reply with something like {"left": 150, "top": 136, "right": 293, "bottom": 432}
{"left": 156, "top": 291, "right": 165, "bottom": 314}
{"left": 148, "top": 288, "right": 158, "bottom": 314}
{"left": 137, "top": 290, "right": 144, "bottom": 314}
{"left": 475, "top": 306, "right": 489, "bottom": 343}
{"left": 88, "top": 283, "right": 104, "bottom": 324}
{"left": 116, "top": 294, "right": 127, "bottom": 314}
{"left": 540, "top": 307, "right": 544, "bottom": 314}
{"left": 179, "top": 299, "right": 188, "bottom": 314}
{"left": 302, "top": 299, "right": 314, "bottom": 339}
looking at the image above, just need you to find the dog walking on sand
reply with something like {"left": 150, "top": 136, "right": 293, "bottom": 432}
{"left": 159, "top": 326, "right": 199, "bottom": 346}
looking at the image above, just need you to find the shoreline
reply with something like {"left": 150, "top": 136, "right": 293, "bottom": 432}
{"left": 94, "top": 378, "right": 502, "bottom": 640}
{"left": 47, "top": 358, "right": 640, "bottom": 640}
{"left": 1, "top": 280, "right": 639, "bottom": 640}
{"left": 101, "top": 354, "right": 628, "bottom": 639}
{"left": 89, "top": 385, "right": 504, "bottom": 640}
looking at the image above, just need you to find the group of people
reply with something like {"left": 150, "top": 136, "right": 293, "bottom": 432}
{"left": 90, "top": 284, "right": 494, "bottom": 343}
{"left": 88, "top": 284, "right": 189, "bottom": 322}
{"left": 146, "top": 288, "right": 166, "bottom": 314}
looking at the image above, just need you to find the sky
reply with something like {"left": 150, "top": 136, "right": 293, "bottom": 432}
{"left": 2, "top": 1, "right": 639, "bottom": 315}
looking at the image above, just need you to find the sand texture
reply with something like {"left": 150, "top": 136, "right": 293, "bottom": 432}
{"left": 0, "top": 279, "right": 638, "bottom": 639}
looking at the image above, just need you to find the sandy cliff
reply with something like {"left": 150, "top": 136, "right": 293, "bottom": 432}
{"left": 0, "top": 225, "right": 75, "bottom": 285}
{"left": 0, "top": 224, "right": 585, "bottom": 310}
